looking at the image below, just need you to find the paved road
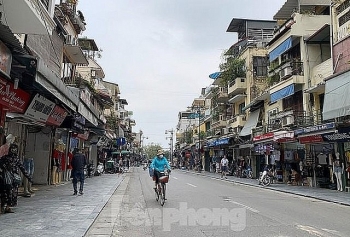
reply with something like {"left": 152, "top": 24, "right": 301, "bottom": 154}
{"left": 96, "top": 168, "right": 350, "bottom": 237}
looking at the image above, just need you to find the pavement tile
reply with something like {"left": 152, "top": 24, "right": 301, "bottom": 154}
{"left": 0, "top": 173, "right": 124, "bottom": 237}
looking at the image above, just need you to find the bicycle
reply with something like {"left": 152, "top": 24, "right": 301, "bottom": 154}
{"left": 154, "top": 171, "right": 169, "bottom": 206}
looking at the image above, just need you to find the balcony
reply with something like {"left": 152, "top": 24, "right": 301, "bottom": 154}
{"left": 211, "top": 115, "right": 226, "bottom": 129}
{"left": 228, "top": 77, "right": 247, "bottom": 96}
{"left": 2, "top": 0, "right": 56, "bottom": 35}
{"left": 227, "top": 114, "right": 246, "bottom": 128}
{"left": 217, "top": 87, "right": 228, "bottom": 100}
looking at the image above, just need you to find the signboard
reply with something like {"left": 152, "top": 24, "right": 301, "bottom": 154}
{"left": 299, "top": 135, "right": 324, "bottom": 144}
{"left": 322, "top": 127, "right": 350, "bottom": 142}
{"left": 24, "top": 94, "right": 55, "bottom": 122}
{"left": 0, "top": 77, "right": 30, "bottom": 113}
{"left": 294, "top": 122, "right": 335, "bottom": 135}
{"left": 46, "top": 105, "right": 68, "bottom": 126}
{"left": 253, "top": 132, "right": 274, "bottom": 142}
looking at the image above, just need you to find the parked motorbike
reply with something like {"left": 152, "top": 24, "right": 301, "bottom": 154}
{"left": 143, "top": 163, "right": 148, "bottom": 171}
{"left": 95, "top": 162, "right": 104, "bottom": 176}
{"left": 258, "top": 168, "right": 274, "bottom": 186}
{"left": 87, "top": 163, "right": 95, "bottom": 178}
{"left": 241, "top": 166, "right": 253, "bottom": 179}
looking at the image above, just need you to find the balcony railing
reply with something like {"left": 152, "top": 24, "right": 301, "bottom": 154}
{"left": 268, "top": 60, "right": 304, "bottom": 85}
{"left": 228, "top": 77, "right": 247, "bottom": 95}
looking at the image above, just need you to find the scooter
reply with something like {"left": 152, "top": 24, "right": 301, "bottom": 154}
{"left": 143, "top": 163, "right": 148, "bottom": 171}
{"left": 95, "top": 162, "right": 104, "bottom": 176}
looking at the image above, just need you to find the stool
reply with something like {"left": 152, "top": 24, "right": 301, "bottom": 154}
{"left": 345, "top": 186, "right": 350, "bottom": 192}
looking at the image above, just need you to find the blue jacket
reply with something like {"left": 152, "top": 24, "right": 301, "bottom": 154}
{"left": 150, "top": 156, "right": 170, "bottom": 172}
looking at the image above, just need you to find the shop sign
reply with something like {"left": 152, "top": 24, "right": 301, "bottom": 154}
{"left": 77, "top": 130, "right": 89, "bottom": 140}
{"left": 46, "top": 105, "right": 68, "bottom": 126}
{"left": 216, "top": 137, "right": 230, "bottom": 145}
{"left": 274, "top": 131, "right": 294, "bottom": 141}
{"left": 0, "top": 41, "right": 12, "bottom": 77}
{"left": 206, "top": 138, "right": 230, "bottom": 147}
{"left": 24, "top": 94, "right": 55, "bottom": 122}
{"left": 253, "top": 132, "right": 274, "bottom": 142}
{"left": 299, "top": 135, "right": 324, "bottom": 144}
{"left": 72, "top": 114, "right": 85, "bottom": 132}
{"left": 294, "top": 122, "right": 335, "bottom": 135}
{"left": 322, "top": 127, "right": 350, "bottom": 142}
{"left": 0, "top": 77, "right": 30, "bottom": 113}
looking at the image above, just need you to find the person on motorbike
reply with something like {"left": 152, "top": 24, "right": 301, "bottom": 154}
{"left": 150, "top": 150, "right": 171, "bottom": 190}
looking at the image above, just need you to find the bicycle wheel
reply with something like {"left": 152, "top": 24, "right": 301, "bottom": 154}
{"left": 155, "top": 186, "right": 159, "bottom": 201}
{"left": 160, "top": 183, "right": 166, "bottom": 206}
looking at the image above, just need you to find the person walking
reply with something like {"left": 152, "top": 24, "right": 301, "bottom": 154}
{"left": 220, "top": 155, "right": 229, "bottom": 179}
{"left": 0, "top": 144, "right": 32, "bottom": 213}
{"left": 71, "top": 148, "right": 87, "bottom": 195}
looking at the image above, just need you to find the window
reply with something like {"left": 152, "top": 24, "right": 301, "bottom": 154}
{"left": 239, "top": 103, "right": 245, "bottom": 114}
{"left": 40, "top": 0, "right": 50, "bottom": 10}
{"left": 253, "top": 56, "right": 268, "bottom": 77}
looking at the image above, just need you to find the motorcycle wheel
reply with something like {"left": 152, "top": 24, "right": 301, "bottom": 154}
{"left": 247, "top": 171, "right": 253, "bottom": 179}
{"left": 262, "top": 176, "right": 271, "bottom": 186}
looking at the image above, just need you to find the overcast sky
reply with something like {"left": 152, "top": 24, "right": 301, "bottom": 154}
{"left": 77, "top": 0, "right": 286, "bottom": 149}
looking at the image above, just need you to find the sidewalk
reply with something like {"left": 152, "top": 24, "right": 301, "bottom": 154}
{"left": 186, "top": 170, "right": 350, "bottom": 206}
{"left": 0, "top": 173, "right": 124, "bottom": 237}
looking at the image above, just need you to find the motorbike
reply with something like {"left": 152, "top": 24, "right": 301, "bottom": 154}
{"left": 86, "top": 163, "right": 95, "bottom": 178}
{"left": 95, "top": 162, "right": 104, "bottom": 176}
{"left": 241, "top": 166, "right": 253, "bottom": 179}
{"left": 143, "top": 163, "right": 148, "bottom": 171}
{"left": 258, "top": 168, "right": 274, "bottom": 186}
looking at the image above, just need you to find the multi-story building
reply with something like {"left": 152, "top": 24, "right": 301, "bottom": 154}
{"left": 203, "top": 18, "right": 277, "bottom": 175}
{"left": 0, "top": 0, "right": 129, "bottom": 185}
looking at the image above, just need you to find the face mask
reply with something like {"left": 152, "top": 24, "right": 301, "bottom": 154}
{"left": 159, "top": 155, "right": 164, "bottom": 158}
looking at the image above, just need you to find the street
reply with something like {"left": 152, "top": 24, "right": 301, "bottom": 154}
{"left": 1, "top": 168, "right": 350, "bottom": 237}
{"left": 87, "top": 168, "right": 350, "bottom": 237}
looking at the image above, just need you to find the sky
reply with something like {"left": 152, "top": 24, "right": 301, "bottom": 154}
{"left": 76, "top": 0, "right": 287, "bottom": 149}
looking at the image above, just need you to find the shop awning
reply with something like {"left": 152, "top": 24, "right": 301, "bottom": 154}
{"left": 269, "top": 37, "right": 292, "bottom": 62}
{"left": 323, "top": 71, "right": 350, "bottom": 120}
{"left": 304, "top": 82, "right": 325, "bottom": 93}
{"left": 270, "top": 84, "right": 295, "bottom": 103}
{"left": 239, "top": 109, "right": 260, "bottom": 137}
{"left": 64, "top": 45, "right": 89, "bottom": 65}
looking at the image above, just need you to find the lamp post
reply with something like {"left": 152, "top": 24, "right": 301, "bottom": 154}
{"left": 165, "top": 129, "right": 174, "bottom": 164}
{"left": 141, "top": 136, "right": 148, "bottom": 161}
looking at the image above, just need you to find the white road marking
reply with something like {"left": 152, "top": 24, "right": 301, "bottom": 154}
{"left": 172, "top": 177, "right": 178, "bottom": 180}
{"left": 186, "top": 183, "right": 197, "bottom": 188}
{"left": 229, "top": 200, "right": 259, "bottom": 213}
{"left": 296, "top": 225, "right": 338, "bottom": 237}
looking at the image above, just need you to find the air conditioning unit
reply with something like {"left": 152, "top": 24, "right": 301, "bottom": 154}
{"left": 282, "top": 116, "right": 294, "bottom": 126}
{"left": 280, "top": 66, "right": 292, "bottom": 78}
{"left": 65, "top": 35, "right": 77, "bottom": 45}
{"left": 222, "top": 128, "right": 228, "bottom": 135}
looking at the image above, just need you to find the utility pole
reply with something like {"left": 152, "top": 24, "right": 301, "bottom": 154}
{"left": 165, "top": 129, "right": 174, "bottom": 164}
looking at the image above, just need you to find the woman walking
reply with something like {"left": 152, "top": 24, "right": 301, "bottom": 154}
{"left": 0, "top": 144, "right": 32, "bottom": 213}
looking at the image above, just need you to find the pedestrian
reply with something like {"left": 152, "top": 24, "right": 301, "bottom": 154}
{"left": 71, "top": 148, "right": 87, "bottom": 195}
{"left": 0, "top": 143, "right": 32, "bottom": 213}
{"left": 220, "top": 155, "right": 228, "bottom": 179}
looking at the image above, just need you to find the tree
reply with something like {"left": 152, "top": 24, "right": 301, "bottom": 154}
{"left": 219, "top": 56, "right": 246, "bottom": 86}
{"left": 143, "top": 143, "right": 163, "bottom": 160}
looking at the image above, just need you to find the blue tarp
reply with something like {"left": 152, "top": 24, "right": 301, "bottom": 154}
{"left": 209, "top": 72, "right": 221, "bottom": 79}
{"left": 269, "top": 37, "right": 292, "bottom": 62}
{"left": 270, "top": 84, "right": 295, "bottom": 103}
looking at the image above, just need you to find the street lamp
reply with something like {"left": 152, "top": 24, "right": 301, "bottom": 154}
{"left": 165, "top": 129, "right": 174, "bottom": 164}
{"left": 141, "top": 136, "right": 148, "bottom": 160}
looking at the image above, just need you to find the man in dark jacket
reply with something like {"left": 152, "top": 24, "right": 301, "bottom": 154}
{"left": 71, "top": 148, "right": 87, "bottom": 195}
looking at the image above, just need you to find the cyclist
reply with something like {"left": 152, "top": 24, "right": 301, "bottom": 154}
{"left": 150, "top": 150, "right": 171, "bottom": 190}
